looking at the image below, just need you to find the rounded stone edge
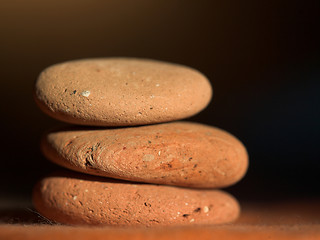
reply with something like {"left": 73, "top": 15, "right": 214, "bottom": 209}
{"left": 33, "top": 58, "right": 213, "bottom": 127}
{"left": 40, "top": 122, "right": 249, "bottom": 189}
{"left": 32, "top": 171, "right": 240, "bottom": 227}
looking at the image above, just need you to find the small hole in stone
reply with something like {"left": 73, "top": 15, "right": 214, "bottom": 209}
{"left": 194, "top": 208, "right": 201, "bottom": 213}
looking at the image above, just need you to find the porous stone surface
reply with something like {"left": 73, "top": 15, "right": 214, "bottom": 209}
{"left": 32, "top": 171, "right": 240, "bottom": 226}
{"left": 34, "top": 58, "right": 212, "bottom": 126}
{"left": 41, "top": 122, "right": 248, "bottom": 188}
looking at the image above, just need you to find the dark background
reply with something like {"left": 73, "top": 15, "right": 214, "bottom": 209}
{"left": 0, "top": 0, "right": 319, "bottom": 206}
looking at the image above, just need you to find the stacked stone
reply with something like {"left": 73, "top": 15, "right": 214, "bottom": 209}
{"left": 33, "top": 58, "right": 248, "bottom": 227}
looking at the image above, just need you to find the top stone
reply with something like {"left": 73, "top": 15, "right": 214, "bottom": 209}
{"left": 34, "top": 58, "right": 212, "bottom": 126}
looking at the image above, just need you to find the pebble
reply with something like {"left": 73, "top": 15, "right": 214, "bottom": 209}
{"left": 34, "top": 58, "right": 212, "bottom": 126}
{"left": 41, "top": 121, "right": 248, "bottom": 188}
{"left": 32, "top": 171, "right": 240, "bottom": 226}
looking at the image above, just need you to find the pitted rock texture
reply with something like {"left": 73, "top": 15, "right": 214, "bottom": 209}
{"left": 32, "top": 171, "right": 240, "bottom": 226}
{"left": 34, "top": 58, "right": 212, "bottom": 126}
{"left": 41, "top": 122, "right": 248, "bottom": 188}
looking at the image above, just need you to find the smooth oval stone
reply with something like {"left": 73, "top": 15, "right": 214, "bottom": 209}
{"left": 32, "top": 171, "right": 240, "bottom": 226}
{"left": 42, "top": 122, "right": 248, "bottom": 188}
{"left": 34, "top": 58, "right": 212, "bottom": 126}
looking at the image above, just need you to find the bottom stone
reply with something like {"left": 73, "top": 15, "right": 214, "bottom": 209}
{"left": 32, "top": 171, "right": 240, "bottom": 227}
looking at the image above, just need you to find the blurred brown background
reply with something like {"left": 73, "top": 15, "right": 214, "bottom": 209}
{"left": 0, "top": 0, "right": 319, "bottom": 206}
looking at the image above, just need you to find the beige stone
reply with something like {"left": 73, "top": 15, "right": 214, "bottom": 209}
{"left": 34, "top": 58, "right": 212, "bottom": 126}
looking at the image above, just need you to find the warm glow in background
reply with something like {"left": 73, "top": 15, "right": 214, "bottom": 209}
{"left": 0, "top": 0, "right": 319, "bottom": 204}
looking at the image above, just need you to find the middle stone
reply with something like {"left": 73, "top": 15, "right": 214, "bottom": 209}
{"left": 41, "top": 121, "right": 248, "bottom": 188}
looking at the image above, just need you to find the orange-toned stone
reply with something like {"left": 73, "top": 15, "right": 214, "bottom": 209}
{"left": 34, "top": 58, "right": 212, "bottom": 126}
{"left": 41, "top": 122, "right": 248, "bottom": 188}
{"left": 32, "top": 171, "right": 240, "bottom": 226}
